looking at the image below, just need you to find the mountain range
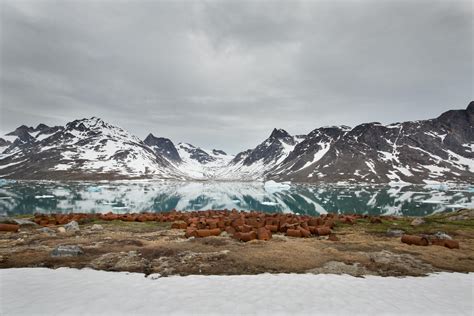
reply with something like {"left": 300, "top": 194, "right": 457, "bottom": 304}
{"left": 1, "top": 102, "right": 472, "bottom": 184}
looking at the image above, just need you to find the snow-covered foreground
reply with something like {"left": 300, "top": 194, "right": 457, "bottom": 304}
{"left": 0, "top": 268, "right": 472, "bottom": 315}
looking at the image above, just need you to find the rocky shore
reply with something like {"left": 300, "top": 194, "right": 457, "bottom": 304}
{"left": 0, "top": 209, "right": 473, "bottom": 277}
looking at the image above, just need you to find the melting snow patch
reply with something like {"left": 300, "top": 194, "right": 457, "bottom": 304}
{"left": 0, "top": 159, "right": 28, "bottom": 169}
{"left": 365, "top": 161, "right": 376, "bottom": 174}
{"left": 53, "top": 164, "right": 72, "bottom": 171}
{"left": 0, "top": 268, "right": 472, "bottom": 315}
{"left": 299, "top": 142, "right": 331, "bottom": 171}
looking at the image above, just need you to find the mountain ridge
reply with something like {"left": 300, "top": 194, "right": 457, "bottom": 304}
{"left": 0, "top": 102, "right": 472, "bottom": 183}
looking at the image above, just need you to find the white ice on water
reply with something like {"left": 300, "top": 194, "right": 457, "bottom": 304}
{"left": 0, "top": 268, "right": 472, "bottom": 315}
{"left": 264, "top": 180, "right": 291, "bottom": 193}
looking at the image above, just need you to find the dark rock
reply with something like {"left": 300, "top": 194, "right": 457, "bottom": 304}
{"left": 51, "top": 245, "right": 84, "bottom": 257}
{"left": 37, "top": 227, "right": 56, "bottom": 236}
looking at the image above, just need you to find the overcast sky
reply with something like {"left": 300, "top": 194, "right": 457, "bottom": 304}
{"left": 1, "top": 0, "right": 472, "bottom": 153}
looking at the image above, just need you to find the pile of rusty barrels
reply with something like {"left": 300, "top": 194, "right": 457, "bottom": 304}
{"left": 1, "top": 210, "right": 461, "bottom": 248}
{"left": 401, "top": 234, "right": 459, "bottom": 249}
{"left": 172, "top": 210, "right": 342, "bottom": 242}
{"left": 28, "top": 209, "right": 390, "bottom": 242}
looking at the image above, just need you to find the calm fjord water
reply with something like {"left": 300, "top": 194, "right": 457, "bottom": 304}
{"left": 0, "top": 180, "right": 472, "bottom": 217}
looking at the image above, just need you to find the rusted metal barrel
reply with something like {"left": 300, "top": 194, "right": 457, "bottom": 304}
{"left": 0, "top": 224, "right": 19, "bottom": 232}
{"left": 401, "top": 234, "right": 429, "bottom": 246}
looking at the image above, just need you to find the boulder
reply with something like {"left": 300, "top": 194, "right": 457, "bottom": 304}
{"left": 51, "top": 245, "right": 84, "bottom": 257}
{"left": 434, "top": 231, "right": 452, "bottom": 240}
{"left": 410, "top": 218, "right": 425, "bottom": 226}
{"left": 147, "top": 273, "right": 162, "bottom": 280}
{"left": 91, "top": 224, "right": 104, "bottom": 231}
{"left": 114, "top": 252, "right": 149, "bottom": 272}
{"left": 64, "top": 221, "right": 80, "bottom": 232}
{"left": 37, "top": 227, "right": 56, "bottom": 236}
{"left": 57, "top": 227, "right": 66, "bottom": 234}
{"left": 89, "top": 252, "right": 148, "bottom": 272}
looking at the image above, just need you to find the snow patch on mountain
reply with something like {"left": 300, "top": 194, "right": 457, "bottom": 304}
{"left": 173, "top": 143, "right": 234, "bottom": 180}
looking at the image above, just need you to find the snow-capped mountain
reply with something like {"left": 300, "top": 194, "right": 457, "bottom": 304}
{"left": 268, "top": 102, "right": 473, "bottom": 184}
{"left": 0, "top": 117, "right": 185, "bottom": 180}
{"left": 0, "top": 102, "right": 472, "bottom": 183}
{"left": 271, "top": 126, "right": 350, "bottom": 177}
{"left": 218, "top": 128, "right": 306, "bottom": 180}
{"left": 143, "top": 134, "right": 234, "bottom": 179}
{"left": 173, "top": 143, "right": 234, "bottom": 179}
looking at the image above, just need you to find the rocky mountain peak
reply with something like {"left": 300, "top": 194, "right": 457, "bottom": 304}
{"left": 144, "top": 134, "right": 181, "bottom": 162}
{"left": 269, "top": 128, "right": 291, "bottom": 140}
{"left": 5, "top": 125, "right": 36, "bottom": 145}
{"left": 6, "top": 125, "right": 33, "bottom": 136}
{"left": 35, "top": 123, "right": 50, "bottom": 131}
{"left": 212, "top": 149, "right": 227, "bottom": 156}
{"left": 177, "top": 143, "right": 216, "bottom": 164}
{"left": 466, "top": 101, "right": 473, "bottom": 113}
{"left": 144, "top": 133, "right": 157, "bottom": 143}
{"left": 0, "top": 138, "right": 11, "bottom": 146}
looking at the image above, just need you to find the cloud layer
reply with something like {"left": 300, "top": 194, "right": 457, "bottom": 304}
{"left": 1, "top": 0, "right": 472, "bottom": 153}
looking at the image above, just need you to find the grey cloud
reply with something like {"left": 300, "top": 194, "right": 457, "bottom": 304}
{"left": 1, "top": 0, "right": 472, "bottom": 153}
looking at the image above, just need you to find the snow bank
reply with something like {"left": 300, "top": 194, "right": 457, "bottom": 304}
{"left": 0, "top": 268, "right": 472, "bottom": 315}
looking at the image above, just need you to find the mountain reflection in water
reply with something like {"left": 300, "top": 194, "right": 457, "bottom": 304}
{"left": 0, "top": 180, "right": 472, "bottom": 217}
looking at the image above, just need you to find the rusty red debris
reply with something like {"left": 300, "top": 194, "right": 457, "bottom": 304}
{"left": 23, "top": 210, "right": 460, "bottom": 247}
